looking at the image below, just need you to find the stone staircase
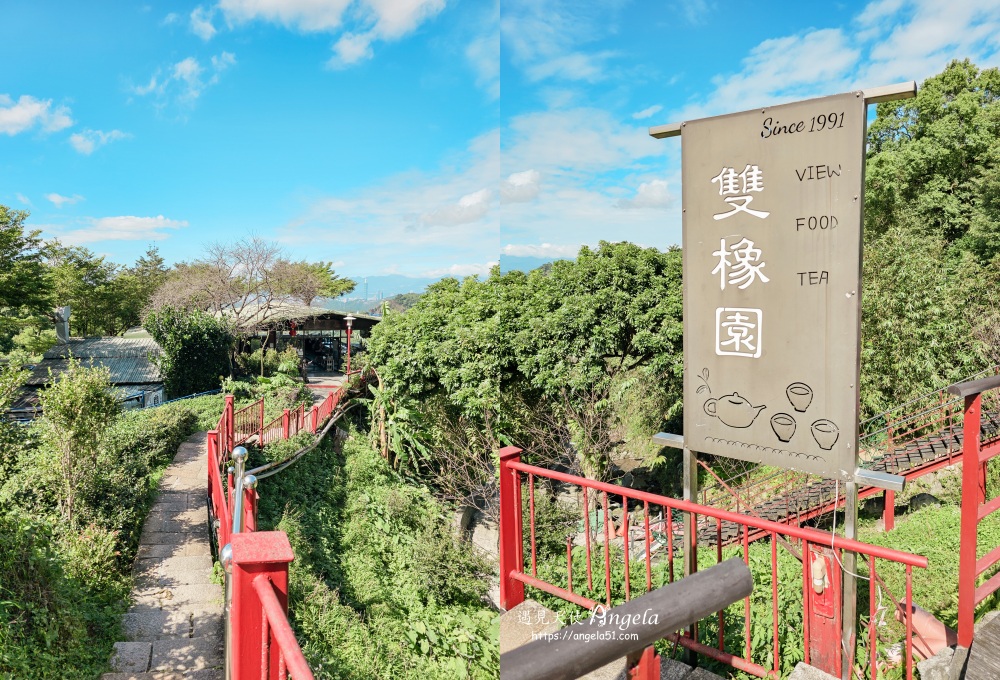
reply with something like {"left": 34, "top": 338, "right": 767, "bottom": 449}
{"left": 101, "top": 431, "right": 225, "bottom": 680}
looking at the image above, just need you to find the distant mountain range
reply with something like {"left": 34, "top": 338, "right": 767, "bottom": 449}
{"left": 344, "top": 274, "right": 439, "bottom": 299}
{"left": 499, "top": 254, "right": 572, "bottom": 273}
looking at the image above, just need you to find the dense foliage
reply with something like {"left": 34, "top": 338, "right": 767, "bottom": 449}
{"left": 255, "top": 430, "right": 498, "bottom": 679}
{"left": 364, "top": 241, "right": 684, "bottom": 503}
{"left": 0, "top": 206, "right": 51, "bottom": 349}
{"left": 860, "top": 59, "right": 1000, "bottom": 413}
{"left": 144, "top": 306, "right": 235, "bottom": 397}
{"left": 0, "top": 361, "right": 220, "bottom": 678}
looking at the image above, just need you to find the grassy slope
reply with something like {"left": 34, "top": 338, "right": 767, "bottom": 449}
{"left": 254, "top": 430, "right": 499, "bottom": 680}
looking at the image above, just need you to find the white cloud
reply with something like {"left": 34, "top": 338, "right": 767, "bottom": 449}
{"left": 162, "top": 12, "right": 181, "bottom": 25}
{"left": 15, "top": 193, "right": 31, "bottom": 206}
{"left": 503, "top": 108, "right": 662, "bottom": 176}
{"left": 46, "top": 193, "right": 85, "bottom": 208}
{"left": 0, "top": 94, "right": 73, "bottom": 136}
{"left": 52, "top": 215, "right": 188, "bottom": 244}
{"left": 219, "top": 0, "right": 445, "bottom": 68}
{"left": 277, "top": 129, "right": 499, "bottom": 276}
{"left": 501, "top": 169, "right": 541, "bottom": 203}
{"left": 69, "top": 129, "right": 130, "bottom": 155}
{"left": 676, "top": 0, "right": 711, "bottom": 25}
{"left": 501, "top": 243, "right": 579, "bottom": 258}
{"left": 367, "top": 0, "right": 445, "bottom": 40}
{"left": 132, "top": 52, "right": 236, "bottom": 106}
{"left": 423, "top": 261, "right": 497, "bottom": 278}
{"left": 218, "top": 0, "right": 351, "bottom": 31}
{"left": 616, "top": 179, "right": 672, "bottom": 210}
{"left": 191, "top": 6, "right": 218, "bottom": 40}
{"left": 631, "top": 104, "right": 662, "bottom": 120}
{"left": 856, "top": 0, "right": 1000, "bottom": 85}
{"left": 501, "top": 0, "right": 619, "bottom": 83}
{"left": 422, "top": 188, "right": 494, "bottom": 226}
{"left": 329, "top": 32, "right": 375, "bottom": 67}
{"left": 466, "top": 29, "right": 499, "bottom": 100}
{"left": 672, "top": 28, "right": 861, "bottom": 123}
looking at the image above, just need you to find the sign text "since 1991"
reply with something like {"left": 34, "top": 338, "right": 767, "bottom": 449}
{"left": 760, "top": 111, "right": 845, "bottom": 139}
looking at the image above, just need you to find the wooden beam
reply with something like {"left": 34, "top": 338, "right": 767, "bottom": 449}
{"left": 862, "top": 81, "right": 917, "bottom": 105}
{"left": 648, "top": 121, "right": 682, "bottom": 139}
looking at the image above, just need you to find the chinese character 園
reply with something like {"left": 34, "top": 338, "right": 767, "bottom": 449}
{"left": 715, "top": 307, "right": 763, "bottom": 358}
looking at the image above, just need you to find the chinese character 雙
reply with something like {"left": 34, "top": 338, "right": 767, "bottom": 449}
{"left": 715, "top": 307, "right": 762, "bottom": 358}
{"left": 711, "top": 164, "right": 770, "bottom": 221}
{"left": 711, "top": 237, "right": 770, "bottom": 290}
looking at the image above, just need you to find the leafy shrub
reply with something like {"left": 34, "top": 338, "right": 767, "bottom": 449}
{"left": 0, "top": 389, "right": 220, "bottom": 677}
{"left": 145, "top": 306, "right": 234, "bottom": 398}
{"left": 0, "top": 510, "right": 119, "bottom": 678}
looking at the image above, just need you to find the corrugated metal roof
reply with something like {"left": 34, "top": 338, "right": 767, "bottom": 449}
{"left": 26, "top": 355, "right": 163, "bottom": 386}
{"left": 10, "top": 383, "right": 163, "bottom": 413}
{"left": 43, "top": 337, "right": 161, "bottom": 360}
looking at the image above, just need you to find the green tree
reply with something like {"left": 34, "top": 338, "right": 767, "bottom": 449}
{"left": 0, "top": 205, "right": 53, "bottom": 350}
{"left": 861, "top": 59, "right": 1000, "bottom": 414}
{"left": 511, "top": 242, "right": 684, "bottom": 475}
{"left": 36, "top": 357, "right": 121, "bottom": 527}
{"left": 365, "top": 241, "right": 685, "bottom": 487}
{"left": 144, "top": 306, "right": 234, "bottom": 397}
{"left": 866, "top": 59, "right": 1000, "bottom": 260}
{"left": 299, "top": 260, "right": 356, "bottom": 304}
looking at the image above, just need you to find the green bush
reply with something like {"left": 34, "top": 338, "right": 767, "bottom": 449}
{"left": 145, "top": 306, "right": 234, "bottom": 398}
{"left": 0, "top": 387, "right": 221, "bottom": 678}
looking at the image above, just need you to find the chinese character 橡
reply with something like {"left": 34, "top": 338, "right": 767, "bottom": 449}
{"left": 711, "top": 164, "right": 770, "bottom": 220}
{"left": 711, "top": 237, "right": 770, "bottom": 290}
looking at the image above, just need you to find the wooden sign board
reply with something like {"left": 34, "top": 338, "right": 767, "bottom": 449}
{"left": 682, "top": 91, "right": 866, "bottom": 480}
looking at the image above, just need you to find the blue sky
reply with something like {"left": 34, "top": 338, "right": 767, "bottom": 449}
{"left": 2, "top": 1, "right": 999, "bottom": 282}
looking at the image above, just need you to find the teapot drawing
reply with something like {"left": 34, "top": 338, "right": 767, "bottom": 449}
{"left": 704, "top": 392, "right": 766, "bottom": 429}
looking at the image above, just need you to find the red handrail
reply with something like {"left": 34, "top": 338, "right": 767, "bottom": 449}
{"left": 253, "top": 574, "right": 314, "bottom": 680}
{"left": 501, "top": 449, "right": 929, "bottom": 679}
{"left": 208, "top": 384, "right": 349, "bottom": 680}
{"left": 510, "top": 460, "right": 925, "bottom": 567}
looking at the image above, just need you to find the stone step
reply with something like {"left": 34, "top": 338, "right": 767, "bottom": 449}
{"left": 101, "top": 670, "right": 223, "bottom": 680}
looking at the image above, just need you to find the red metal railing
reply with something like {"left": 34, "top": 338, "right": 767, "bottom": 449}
{"left": 208, "top": 387, "right": 348, "bottom": 680}
{"left": 952, "top": 375, "right": 1000, "bottom": 648}
{"left": 234, "top": 398, "right": 265, "bottom": 446}
{"left": 499, "top": 447, "right": 930, "bottom": 679}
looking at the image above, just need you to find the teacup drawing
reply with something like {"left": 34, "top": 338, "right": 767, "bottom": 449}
{"left": 810, "top": 419, "right": 839, "bottom": 450}
{"left": 786, "top": 382, "right": 813, "bottom": 412}
{"left": 704, "top": 392, "right": 765, "bottom": 429}
{"left": 770, "top": 413, "right": 796, "bottom": 442}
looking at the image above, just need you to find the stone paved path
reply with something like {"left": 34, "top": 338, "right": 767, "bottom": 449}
{"left": 102, "top": 431, "right": 225, "bottom": 680}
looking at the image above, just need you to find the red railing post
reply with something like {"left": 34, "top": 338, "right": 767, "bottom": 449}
{"left": 628, "top": 645, "right": 660, "bottom": 680}
{"left": 311, "top": 405, "right": 319, "bottom": 434}
{"left": 259, "top": 399, "right": 265, "bottom": 442}
{"left": 282, "top": 408, "right": 290, "bottom": 440}
{"left": 225, "top": 395, "right": 235, "bottom": 453}
{"left": 958, "top": 392, "right": 983, "bottom": 648}
{"left": 499, "top": 446, "right": 525, "bottom": 610}
{"left": 230, "top": 531, "right": 294, "bottom": 680}
{"left": 883, "top": 489, "right": 895, "bottom": 531}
